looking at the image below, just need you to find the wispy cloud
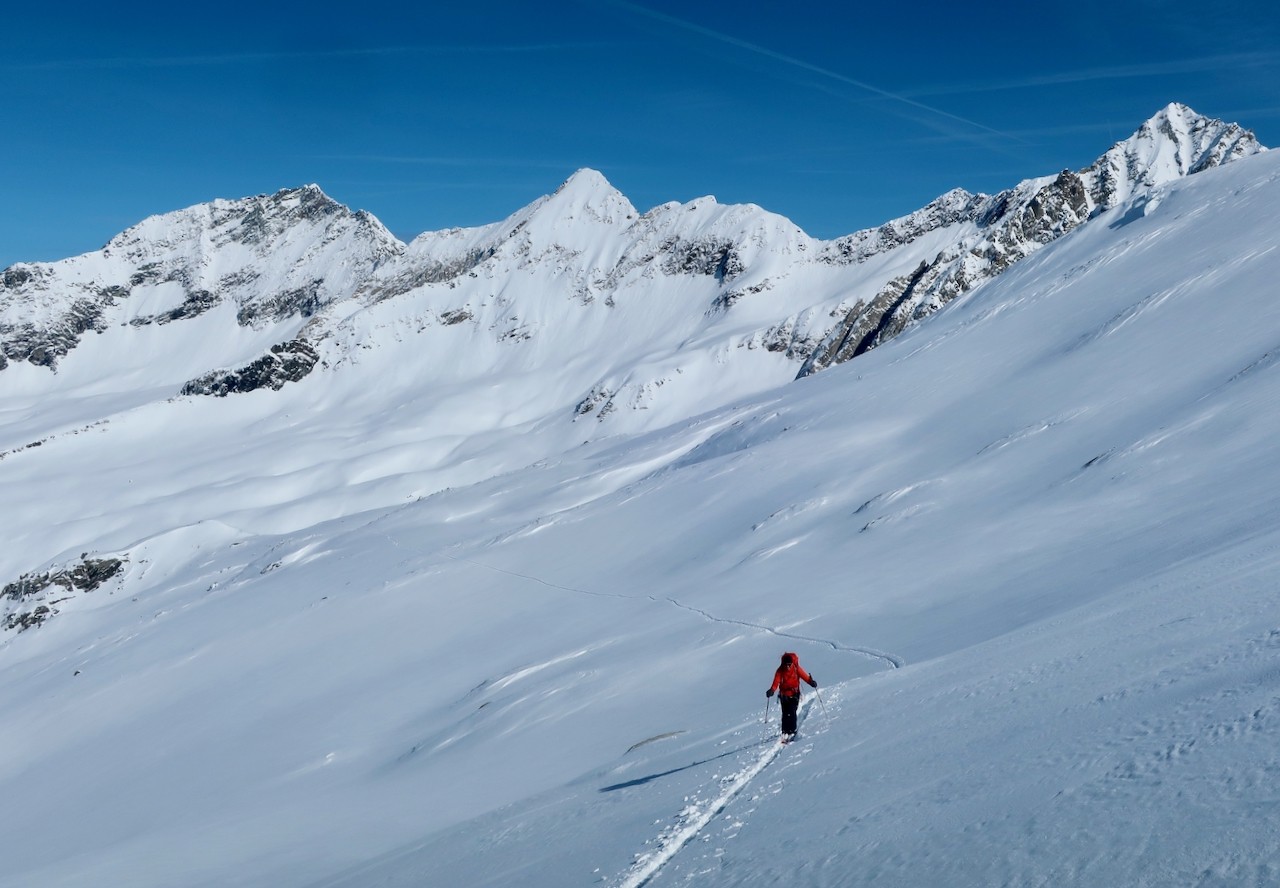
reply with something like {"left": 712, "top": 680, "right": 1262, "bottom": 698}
{"left": 600, "top": 0, "right": 1023, "bottom": 148}
{"left": 9, "top": 43, "right": 609, "bottom": 72}
{"left": 900, "top": 52, "right": 1280, "bottom": 98}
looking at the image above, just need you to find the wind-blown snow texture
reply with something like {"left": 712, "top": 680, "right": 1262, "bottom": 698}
{"left": 2, "top": 105, "right": 1280, "bottom": 886}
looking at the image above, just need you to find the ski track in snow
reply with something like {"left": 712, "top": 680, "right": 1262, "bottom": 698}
{"left": 432, "top": 548, "right": 905, "bottom": 670}
{"left": 375, "top": 540, "right": 897, "bottom": 885}
{"left": 419, "top": 549, "right": 896, "bottom": 884}
{"left": 429, "top": 552, "right": 897, "bottom": 886}
{"left": 614, "top": 698, "right": 815, "bottom": 888}
{"left": 658, "top": 596, "right": 904, "bottom": 670}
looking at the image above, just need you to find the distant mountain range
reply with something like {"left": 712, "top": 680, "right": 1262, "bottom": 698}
{"left": 1, "top": 103, "right": 1264, "bottom": 435}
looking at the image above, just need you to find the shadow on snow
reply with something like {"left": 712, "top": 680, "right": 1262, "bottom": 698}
{"left": 599, "top": 739, "right": 772, "bottom": 793}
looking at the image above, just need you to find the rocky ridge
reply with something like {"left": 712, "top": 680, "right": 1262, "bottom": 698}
{"left": 797, "top": 103, "right": 1265, "bottom": 376}
{"left": 0, "top": 185, "right": 401, "bottom": 372}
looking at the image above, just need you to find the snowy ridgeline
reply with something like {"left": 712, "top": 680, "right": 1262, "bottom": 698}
{"left": 1, "top": 116, "right": 1280, "bottom": 886}
{"left": 0, "top": 104, "right": 1264, "bottom": 432}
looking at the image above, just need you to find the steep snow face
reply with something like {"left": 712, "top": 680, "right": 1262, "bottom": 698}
{"left": 2, "top": 146, "right": 1280, "bottom": 888}
{"left": 358, "top": 168, "right": 642, "bottom": 310}
{"left": 516, "top": 167, "right": 641, "bottom": 241}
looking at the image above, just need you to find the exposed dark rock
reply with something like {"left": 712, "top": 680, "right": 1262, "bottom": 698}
{"left": 4, "top": 606, "right": 52, "bottom": 632}
{"left": 2, "top": 556, "right": 125, "bottom": 632}
{"left": 2, "top": 266, "right": 35, "bottom": 288}
{"left": 574, "top": 385, "right": 613, "bottom": 418}
{"left": 2, "top": 297, "right": 112, "bottom": 369}
{"left": 799, "top": 262, "right": 935, "bottom": 377}
{"left": 2, "top": 184, "right": 401, "bottom": 372}
{"left": 709, "top": 279, "right": 772, "bottom": 314}
{"left": 129, "top": 289, "right": 220, "bottom": 327}
{"left": 3, "top": 557, "right": 124, "bottom": 602}
{"left": 129, "top": 263, "right": 164, "bottom": 287}
{"left": 664, "top": 238, "right": 744, "bottom": 281}
{"left": 237, "top": 280, "right": 324, "bottom": 327}
{"left": 756, "top": 318, "right": 820, "bottom": 361}
{"left": 218, "top": 269, "right": 261, "bottom": 291}
{"left": 228, "top": 186, "right": 343, "bottom": 246}
{"left": 820, "top": 189, "right": 984, "bottom": 267}
{"left": 180, "top": 339, "right": 320, "bottom": 396}
{"left": 804, "top": 167, "right": 1142, "bottom": 378}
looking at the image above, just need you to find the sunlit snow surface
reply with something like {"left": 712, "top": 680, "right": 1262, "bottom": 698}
{"left": 3, "top": 151, "right": 1280, "bottom": 886}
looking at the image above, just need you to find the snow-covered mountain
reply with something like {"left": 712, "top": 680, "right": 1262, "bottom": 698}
{"left": 1, "top": 185, "right": 399, "bottom": 377}
{"left": 3, "top": 105, "right": 1280, "bottom": 887}
{"left": 2, "top": 104, "right": 1262, "bottom": 431}
{"left": 800, "top": 102, "right": 1265, "bottom": 373}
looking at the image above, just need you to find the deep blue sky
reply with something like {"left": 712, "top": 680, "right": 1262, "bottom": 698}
{"left": 3, "top": 0, "right": 1278, "bottom": 268}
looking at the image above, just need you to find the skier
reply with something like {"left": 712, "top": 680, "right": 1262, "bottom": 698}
{"left": 766, "top": 651, "right": 816, "bottom": 739}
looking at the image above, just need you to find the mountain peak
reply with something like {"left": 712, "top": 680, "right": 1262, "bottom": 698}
{"left": 539, "top": 168, "right": 638, "bottom": 225}
{"left": 1151, "top": 100, "right": 1198, "bottom": 124}
{"left": 555, "top": 167, "right": 614, "bottom": 195}
{"left": 1083, "top": 102, "right": 1265, "bottom": 206}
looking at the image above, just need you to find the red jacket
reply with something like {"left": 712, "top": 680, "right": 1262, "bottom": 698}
{"left": 769, "top": 652, "right": 814, "bottom": 697}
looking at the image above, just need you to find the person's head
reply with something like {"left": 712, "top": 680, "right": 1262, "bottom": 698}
{"left": 780, "top": 652, "right": 795, "bottom": 666}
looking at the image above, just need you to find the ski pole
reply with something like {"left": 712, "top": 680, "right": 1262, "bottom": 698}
{"left": 814, "top": 686, "right": 830, "bottom": 720}
{"left": 763, "top": 696, "right": 770, "bottom": 725}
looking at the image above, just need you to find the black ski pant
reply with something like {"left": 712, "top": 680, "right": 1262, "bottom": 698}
{"left": 779, "top": 693, "right": 800, "bottom": 735}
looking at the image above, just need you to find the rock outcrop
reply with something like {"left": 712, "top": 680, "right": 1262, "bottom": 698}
{"left": 181, "top": 339, "right": 320, "bottom": 396}
{"left": 3, "top": 556, "right": 125, "bottom": 632}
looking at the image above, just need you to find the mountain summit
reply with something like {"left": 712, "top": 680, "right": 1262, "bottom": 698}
{"left": 0, "top": 184, "right": 400, "bottom": 378}
{"left": 543, "top": 168, "right": 638, "bottom": 224}
{"left": 1086, "top": 101, "right": 1265, "bottom": 205}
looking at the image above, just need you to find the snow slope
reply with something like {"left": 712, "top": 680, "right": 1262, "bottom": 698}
{"left": 2, "top": 134, "right": 1280, "bottom": 886}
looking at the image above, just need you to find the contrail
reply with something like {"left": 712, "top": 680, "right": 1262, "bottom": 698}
{"left": 901, "top": 51, "right": 1280, "bottom": 98}
{"left": 602, "top": 0, "right": 1021, "bottom": 145}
